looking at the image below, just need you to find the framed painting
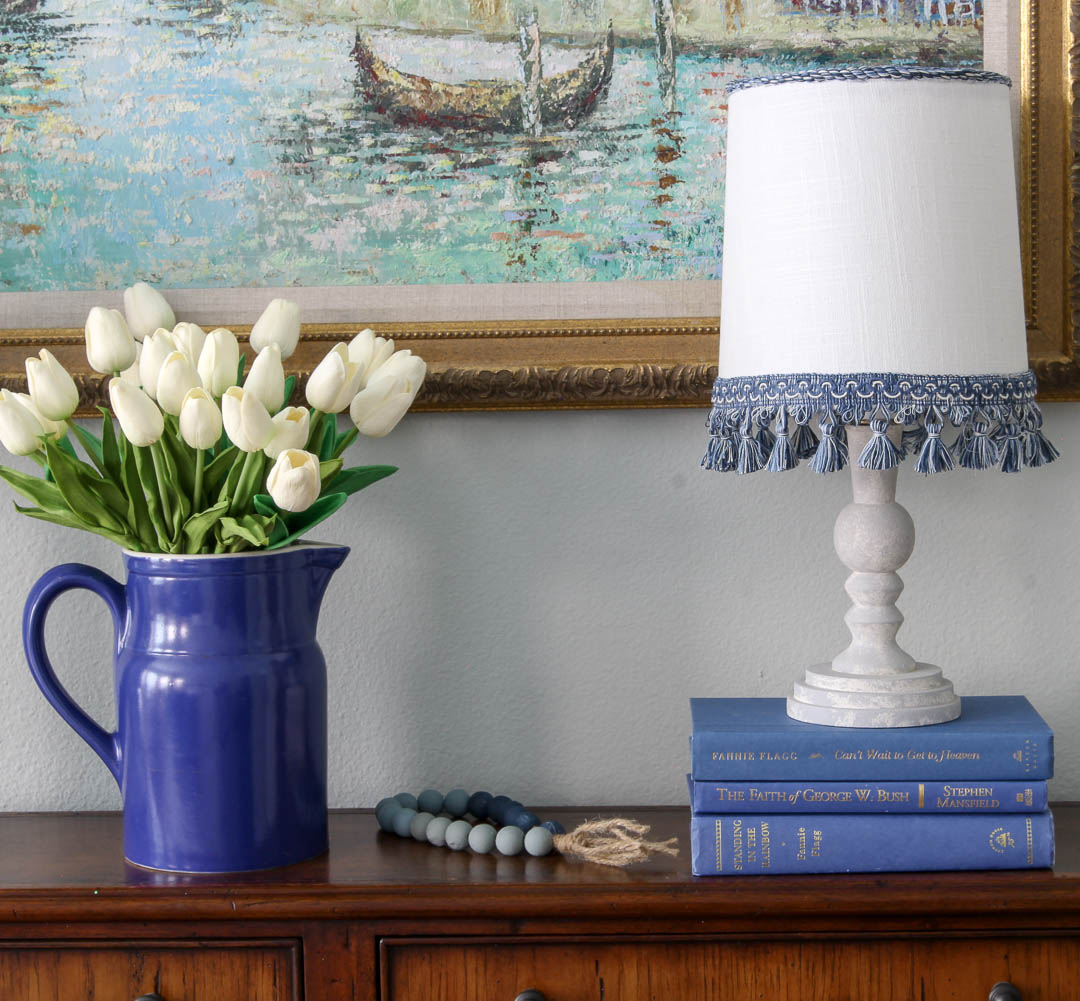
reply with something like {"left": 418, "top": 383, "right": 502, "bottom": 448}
{"left": 0, "top": 0, "right": 1074, "bottom": 412}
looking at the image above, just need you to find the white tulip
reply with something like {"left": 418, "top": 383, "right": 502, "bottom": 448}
{"left": 156, "top": 351, "right": 202, "bottom": 417}
{"left": 305, "top": 343, "right": 364, "bottom": 413}
{"left": 84, "top": 306, "right": 137, "bottom": 375}
{"left": 263, "top": 406, "right": 309, "bottom": 459}
{"left": 198, "top": 327, "right": 241, "bottom": 397}
{"left": 179, "top": 388, "right": 222, "bottom": 450}
{"left": 123, "top": 282, "right": 175, "bottom": 341}
{"left": 26, "top": 348, "right": 79, "bottom": 421}
{"left": 243, "top": 344, "right": 286, "bottom": 414}
{"left": 250, "top": 298, "right": 301, "bottom": 360}
{"left": 109, "top": 378, "right": 164, "bottom": 447}
{"left": 221, "top": 386, "right": 274, "bottom": 452}
{"left": 171, "top": 321, "right": 206, "bottom": 365}
{"left": 370, "top": 348, "right": 427, "bottom": 387}
{"left": 14, "top": 393, "right": 65, "bottom": 442}
{"left": 266, "top": 448, "right": 321, "bottom": 513}
{"left": 139, "top": 329, "right": 178, "bottom": 400}
{"left": 119, "top": 341, "right": 142, "bottom": 388}
{"left": 348, "top": 329, "right": 395, "bottom": 388}
{"left": 0, "top": 389, "right": 45, "bottom": 456}
{"left": 348, "top": 376, "right": 414, "bottom": 439}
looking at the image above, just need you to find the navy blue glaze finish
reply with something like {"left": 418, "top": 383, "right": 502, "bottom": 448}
{"left": 23, "top": 544, "right": 349, "bottom": 873}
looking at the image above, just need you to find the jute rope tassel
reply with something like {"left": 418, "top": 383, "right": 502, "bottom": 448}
{"left": 553, "top": 818, "right": 679, "bottom": 867}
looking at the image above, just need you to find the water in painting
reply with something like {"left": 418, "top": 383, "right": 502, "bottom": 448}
{"left": 0, "top": 0, "right": 982, "bottom": 291}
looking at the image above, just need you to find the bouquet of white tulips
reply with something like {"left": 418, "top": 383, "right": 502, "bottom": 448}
{"left": 0, "top": 283, "right": 426, "bottom": 554}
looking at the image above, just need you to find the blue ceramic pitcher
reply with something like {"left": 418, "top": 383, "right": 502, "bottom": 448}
{"left": 23, "top": 543, "right": 349, "bottom": 873}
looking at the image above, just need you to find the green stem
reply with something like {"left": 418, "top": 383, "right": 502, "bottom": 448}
{"left": 193, "top": 448, "right": 205, "bottom": 512}
{"left": 306, "top": 409, "right": 325, "bottom": 452}
{"left": 150, "top": 442, "right": 174, "bottom": 529}
{"left": 230, "top": 450, "right": 260, "bottom": 516}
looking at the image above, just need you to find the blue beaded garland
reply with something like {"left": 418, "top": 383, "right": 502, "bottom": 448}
{"left": 375, "top": 798, "right": 402, "bottom": 832}
{"left": 417, "top": 789, "right": 444, "bottom": 814}
{"left": 394, "top": 792, "right": 419, "bottom": 811}
{"left": 487, "top": 795, "right": 513, "bottom": 824}
{"left": 541, "top": 820, "right": 565, "bottom": 836}
{"left": 392, "top": 807, "right": 417, "bottom": 837}
{"left": 509, "top": 809, "right": 541, "bottom": 831}
{"left": 444, "top": 788, "right": 470, "bottom": 818}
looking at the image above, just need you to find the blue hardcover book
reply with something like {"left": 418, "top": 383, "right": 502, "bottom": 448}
{"left": 688, "top": 776, "right": 1049, "bottom": 813}
{"left": 690, "top": 810, "right": 1055, "bottom": 875}
{"left": 690, "top": 696, "right": 1053, "bottom": 781}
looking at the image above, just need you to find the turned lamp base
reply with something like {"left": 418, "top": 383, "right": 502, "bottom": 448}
{"left": 786, "top": 424, "right": 962, "bottom": 729}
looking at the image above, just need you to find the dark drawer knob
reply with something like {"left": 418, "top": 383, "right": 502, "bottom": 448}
{"left": 989, "top": 984, "right": 1021, "bottom": 1001}
{"left": 514, "top": 992, "right": 547, "bottom": 1001}
{"left": 134, "top": 994, "right": 165, "bottom": 1001}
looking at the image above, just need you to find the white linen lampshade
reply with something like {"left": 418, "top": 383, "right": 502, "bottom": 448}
{"left": 703, "top": 67, "right": 1057, "bottom": 728}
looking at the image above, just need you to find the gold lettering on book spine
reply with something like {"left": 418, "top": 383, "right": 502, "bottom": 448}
{"left": 715, "top": 818, "right": 722, "bottom": 873}
{"left": 918, "top": 784, "right": 925, "bottom": 809}
{"left": 1026, "top": 817, "right": 1034, "bottom": 865}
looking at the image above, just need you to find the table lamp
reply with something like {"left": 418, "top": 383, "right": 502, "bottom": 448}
{"left": 704, "top": 67, "right": 1057, "bottom": 728}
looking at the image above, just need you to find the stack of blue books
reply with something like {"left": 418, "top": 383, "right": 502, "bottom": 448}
{"left": 688, "top": 696, "right": 1055, "bottom": 875}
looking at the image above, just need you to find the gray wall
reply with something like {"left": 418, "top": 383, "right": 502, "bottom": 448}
{"left": 1, "top": 403, "right": 1075, "bottom": 810}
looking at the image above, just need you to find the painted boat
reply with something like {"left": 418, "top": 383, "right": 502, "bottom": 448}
{"left": 352, "top": 23, "right": 615, "bottom": 131}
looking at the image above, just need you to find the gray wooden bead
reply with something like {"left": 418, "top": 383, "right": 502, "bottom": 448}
{"left": 426, "top": 816, "right": 452, "bottom": 847}
{"left": 417, "top": 789, "right": 444, "bottom": 814}
{"left": 524, "top": 826, "right": 554, "bottom": 857}
{"left": 410, "top": 811, "right": 435, "bottom": 841}
{"left": 495, "top": 825, "right": 525, "bottom": 856}
{"left": 375, "top": 798, "right": 401, "bottom": 832}
{"left": 443, "top": 788, "right": 470, "bottom": 818}
{"left": 468, "top": 823, "right": 497, "bottom": 854}
{"left": 445, "top": 819, "right": 473, "bottom": 850}
{"left": 392, "top": 807, "right": 417, "bottom": 838}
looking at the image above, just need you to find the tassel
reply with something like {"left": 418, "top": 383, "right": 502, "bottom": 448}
{"left": 736, "top": 412, "right": 764, "bottom": 474}
{"left": 950, "top": 426, "right": 970, "bottom": 462}
{"left": 1024, "top": 408, "right": 1060, "bottom": 467}
{"left": 959, "top": 411, "right": 1000, "bottom": 470}
{"left": 901, "top": 425, "right": 927, "bottom": 458}
{"left": 717, "top": 429, "right": 738, "bottom": 472}
{"left": 792, "top": 407, "right": 819, "bottom": 459}
{"left": 857, "top": 410, "right": 902, "bottom": 470}
{"left": 702, "top": 434, "right": 723, "bottom": 471}
{"left": 809, "top": 409, "right": 848, "bottom": 474}
{"left": 998, "top": 416, "right": 1024, "bottom": 473}
{"left": 553, "top": 817, "right": 679, "bottom": 867}
{"left": 766, "top": 406, "right": 798, "bottom": 471}
{"left": 755, "top": 413, "right": 776, "bottom": 455}
{"left": 913, "top": 408, "right": 953, "bottom": 475}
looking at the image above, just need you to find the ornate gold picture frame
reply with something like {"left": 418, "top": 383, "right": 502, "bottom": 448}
{"left": 0, "top": 0, "right": 1073, "bottom": 413}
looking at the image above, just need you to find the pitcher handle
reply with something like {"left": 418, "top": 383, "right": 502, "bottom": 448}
{"left": 23, "top": 563, "right": 125, "bottom": 787}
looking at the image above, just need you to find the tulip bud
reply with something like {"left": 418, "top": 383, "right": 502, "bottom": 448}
{"left": 26, "top": 348, "right": 79, "bottom": 421}
{"left": 263, "top": 406, "right": 309, "bottom": 459}
{"left": 221, "top": 386, "right": 274, "bottom": 452}
{"left": 179, "top": 387, "right": 222, "bottom": 450}
{"left": 198, "top": 327, "right": 241, "bottom": 397}
{"left": 250, "top": 298, "right": 301, "bottom": 360}
{"left": 305, "top": 343, "right": 364, "bottom": 413}
{"left": 371, "top": 348, "right": 427, "bottom": 387}
{"left": 119, "top": 341, "right": 142, "bottom": 388}
{"left": 266, "top": 448, "right": 321, "bottom": 513}
{"left": 139, "top": 329, "right": 178, "bottom": 400}
{"left": 109, "top": 378, "right": 164, "bottom": 447}
{"left": 0, "top": 389, "right": 45, "bottom": 456}
{"left": 171, "top": 321, "right": 207, "bottom": 365}
{"left": 348, "top": 328, "right": 395, "bottom": 387}
{"left": 243, "top": 344, "right": 286, "bottom": 414}
{"left": 14, "top": 393, "right": 66, "bottom": 442}
{"left": 156, "top": 351, "right": 202, "bottom": 417}
{"left": 349, "top": 375, "right": 418, "bottom": 438}
{"left": 84, "top": 306, "right": 137, "bottom": 375}
{"left": 123, "top": 282, "right": 175, "bottom": 341}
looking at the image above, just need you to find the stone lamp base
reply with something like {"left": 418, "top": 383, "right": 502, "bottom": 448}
{"left": 786, "top": 425, "right": 962, "bottom": 728}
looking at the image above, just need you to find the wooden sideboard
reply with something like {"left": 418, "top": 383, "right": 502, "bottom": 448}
{"left": 1, "top": 806, "right": 1079, "bottom": 1000}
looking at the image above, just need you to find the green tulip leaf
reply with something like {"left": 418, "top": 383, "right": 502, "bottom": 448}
{"left": 229, "top": 450, "right": 266, "bottom": 516}
{"left": 43, "top": 440, "right": 129, "bottom": 536}
{"left": 14, "top": 504, "right": 140, "bottom": 550}
{"left": 218, "top": 513, "right": 274, "bottom": 549}
{"left": 252, "top": 495, "right": 290, "bottom": 546}
{"left": 318, "top": 417, "right": 337, "bottom": 461}
{"left": 282, "top": 374, "right": 296, "bottom": 411}
{"left": 181, "top": 498, "right": 230, "bottom": 554}
{"left": 332, "top": 426, "right": 358, "bottom": 460}
{"left": 204, "top": 444, "right": 239, "bottom": 497}
{"left": 160, "top": 427, "right": 196, "bottom": 498}
{"left": 68, "top": 422, "right": 107, "bottom": 478}
{"left": 117, "top": 431, "right": 157, "bottom": 549}
{"left": 319, "top": 458, "right": 343, "bottom": 490}
{"left": 0, "top": 467, "right": 70, "bottom": 514}
{"left": 267, "top": 492, "right": 348, "bottom": 550}
{"left": 236, "top": 352, "right": 246, "bottom": 387}
{"left": 327, "top": 465, "right": 397, "bottom": 497}
{"left": 133, "top": 445, "right": 175, "bottom": 552}
{"left": 98, "top": 409, "right": 123, "bottom": 486}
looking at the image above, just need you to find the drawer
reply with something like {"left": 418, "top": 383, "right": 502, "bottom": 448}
{"left": 0, "top": 940, "right": 298, "bottom": 1000}
{"left": 382, "top": 936, "right": 1080, "bottom": 1001}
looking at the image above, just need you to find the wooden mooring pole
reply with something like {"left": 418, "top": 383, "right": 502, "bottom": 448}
{"left": 519, "top": 9, "right": 543, "bottom": 137}
{"left": 652, "top": 0, "right": 676, "bottom": 114}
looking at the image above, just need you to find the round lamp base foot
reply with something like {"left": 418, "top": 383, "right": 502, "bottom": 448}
{"left": 787, "top": 664, "right": 961, "bottom": 727}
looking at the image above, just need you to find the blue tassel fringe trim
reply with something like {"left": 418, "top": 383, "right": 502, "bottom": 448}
{"left": 703, "top": 370, "right": 1057, "bottom": 476}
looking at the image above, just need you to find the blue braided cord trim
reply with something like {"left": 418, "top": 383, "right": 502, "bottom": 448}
{"left": 710, "top": 371, "right": 1036, "bottom": 413}
{"left": 703, "top": 370, "right": 1056, "bottom": 475}
{"left": 728, "top": 66, "right": 1011, "bottom": 94}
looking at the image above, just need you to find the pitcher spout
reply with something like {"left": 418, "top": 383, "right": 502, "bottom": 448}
{"left": 304, "top": 544, "right": 350, "bottom": 610}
